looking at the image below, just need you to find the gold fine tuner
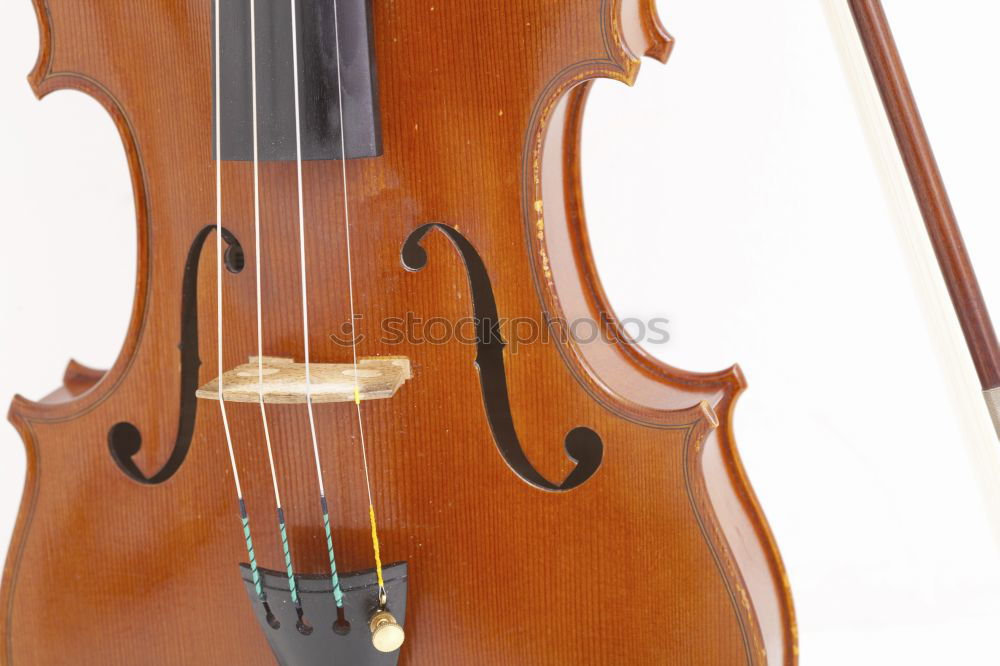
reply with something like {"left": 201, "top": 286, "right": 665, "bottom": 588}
{"left": 369, "top": 609, "right": 405, "bottom": 653}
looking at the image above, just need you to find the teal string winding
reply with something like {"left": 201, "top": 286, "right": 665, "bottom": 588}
{"left": 239, "top": 500, "right": 265, "bottom": 601}
{"left": 320, "top": 497, "right": 345, "bottom": 608}
{"left": 277, "top": 508, "right": 300, "bottom": 607}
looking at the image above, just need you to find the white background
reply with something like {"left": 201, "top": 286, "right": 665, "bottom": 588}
{"left": 1, "top": 1, "right": 999, "bottom": 664}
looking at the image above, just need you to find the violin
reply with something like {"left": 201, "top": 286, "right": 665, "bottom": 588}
{"left": 2, "top": 0, "right": 796, "bottom": 663}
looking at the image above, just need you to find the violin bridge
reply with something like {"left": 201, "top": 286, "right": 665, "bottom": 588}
{"left": 196, "top": 356, "right": 412, "bottom": 405}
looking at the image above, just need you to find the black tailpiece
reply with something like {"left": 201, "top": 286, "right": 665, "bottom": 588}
{"left": 241, "top": 562, "right": 408, "bottom": 666}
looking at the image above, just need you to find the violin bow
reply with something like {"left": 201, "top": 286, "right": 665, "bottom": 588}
{"left": 838, "top": 0, "right": 1000, "bottom": 441}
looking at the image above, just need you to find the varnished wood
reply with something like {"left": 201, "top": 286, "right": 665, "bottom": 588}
{"left": 2, "top": 1, "right": 796, "bottom": 664}
{"left": 848, "top": 0, "right": 1000, "bottom": 391}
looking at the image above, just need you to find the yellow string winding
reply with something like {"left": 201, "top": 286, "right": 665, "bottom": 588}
{"left": 369, "top": 504, "right": 385, "bottom": 590}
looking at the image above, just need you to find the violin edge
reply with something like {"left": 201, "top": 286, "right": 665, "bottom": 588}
{"left": 520, "top": 57, "right": 799, "bottom": 666}
{"left": 26, "top": 0, "right": 50, "bottom": 98}
{"left": 0, "top": 403, "right": 39, "bottom": 665}
{"left": 562, "top": 80, "right": 799, "bottom": 666}
{"left": 17, "top": 0, "right": 153, "bottom": 427}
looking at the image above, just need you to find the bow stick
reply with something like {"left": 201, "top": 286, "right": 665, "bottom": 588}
{"left": 839, "top": 0, "right": 1000, "bottom": 440}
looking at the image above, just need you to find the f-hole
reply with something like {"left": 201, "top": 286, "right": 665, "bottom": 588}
{"left": 402, "top": 222, "right": 603, "bottom": 492}
{"left": 108, "top": 225, "right": 244, "bottom": 484}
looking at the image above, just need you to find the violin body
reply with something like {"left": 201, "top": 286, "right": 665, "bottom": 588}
{"left": 2, "top": 1, "right": 796, "bottom": 664}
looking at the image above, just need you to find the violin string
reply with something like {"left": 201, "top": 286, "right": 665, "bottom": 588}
{"left": 215, "top": 0, "right": 264, "bottom": 602}
{"left": 288, "top": 0, "right": 346, "bottom": 609}
{"left": 249, "top": 0, "right": 304, "bottom": 611}
{"left": 330, "top": 0, "right": 388, "bottom": 602}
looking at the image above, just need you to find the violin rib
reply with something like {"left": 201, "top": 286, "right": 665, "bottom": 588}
{"left": 518, "top": 9, "right": 797, "bottom": 661}
{"left": 545, "top": 80, "right": 797, "bottom": 665}
{"left": 19, "top": 0, "right": 153, "bottom": 423}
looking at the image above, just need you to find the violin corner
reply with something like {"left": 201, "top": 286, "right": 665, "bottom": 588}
{"left": 615, "top": 0, "right": 675, "bottom": 74}
{"left": 27, "top": 0, "right": 54, "bottom": 98}
{"left": 639, "top": 0, "right": 675, "bottom": 64}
